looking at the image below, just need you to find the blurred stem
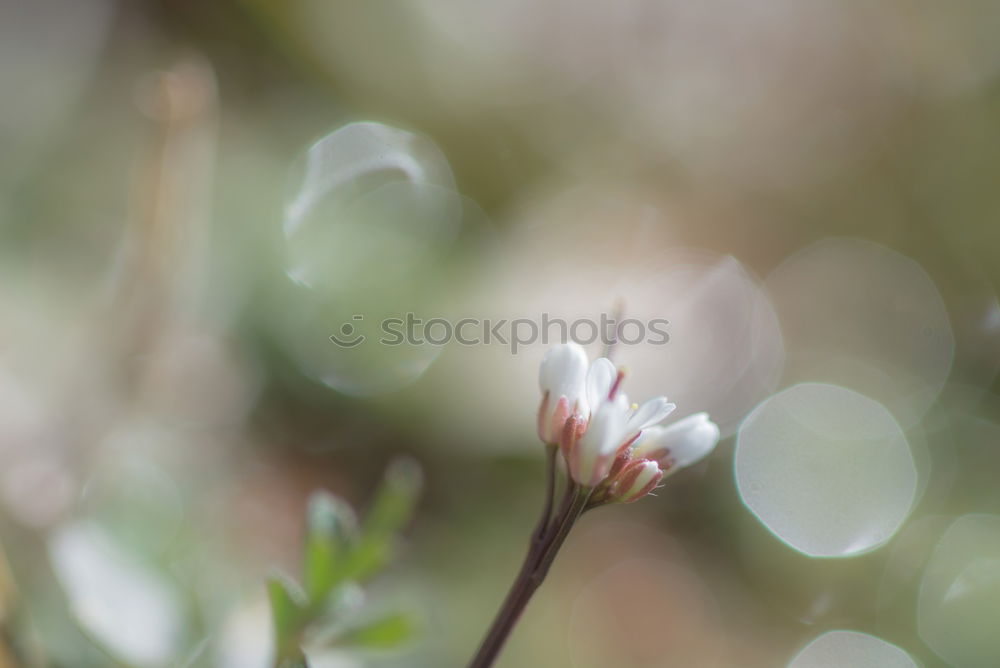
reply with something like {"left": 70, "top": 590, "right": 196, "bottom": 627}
{"left": 467, "top": 484, "right": 590, "bottom": 668}
{"left": 603, "top": 298, "right": 626, "bottom": 361}
{"left": 113, "top": 57, "right": 217, "bottom": 393}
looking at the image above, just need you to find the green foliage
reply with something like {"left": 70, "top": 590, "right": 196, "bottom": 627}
{"left": 302, "top": 492, "right": 357, "bottom": 602}
{"left": 336, "top": 612, "right": 416, "bottom": 649}
{"left": 267, "top": 458, "right": 422, "bottom": 667}
{"left": 267, "top": 574, "right": 307, "bottom": 661}
{"left": 345, "top": 457, "right": 423, "bottom": 582}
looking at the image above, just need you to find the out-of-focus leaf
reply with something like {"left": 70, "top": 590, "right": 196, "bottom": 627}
{"left": 0, "top": 544, "right": 15, "bottom": 625}
{"left": 0, "top": 545, "right": 24, "bottom": 666}
{"left": 365, "top": 457, "right": 422, "bottom": 539}
{"left": 326, "top": 582, "right": 366, "bottom": 619}
{"left": 277, "top": 658, "right": 309, "bottom": 668}
{"left": 346, "top": 457, "right": 422, "bottom": 581}
{"left": 303, "top": 492, "right": 356, "bottom": 603}
{"left": 335, "top": 612, "right": 416, "bottom": 649}
{"left": 267, "top": 573, "right": 306, "bottom": 658}
{"left": 49, "top": 522, "right": 184, "bottom": 667}
{"left": 266, "top": 461, "right": 422, "bottom": 665}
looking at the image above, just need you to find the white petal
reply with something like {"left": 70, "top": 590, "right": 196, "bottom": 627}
{"left": 630, "top": 425, "right": 668, "bottom": 460}
{"left": 665, "top": 413, "right": 721, "bottom": 467}
{"left": 630, "top": 413, "right": 720, "bottom": 468}
{"left": 539, "top": 343, "right": 589, "bottom": 406}
{"left": 586, "top": 357, "right": 617, "bottom": 410}
{"left": 581, "top": 396, "right": 630, "bottom": 455}
{"left": 627, "top": 397, "right": 676, "bottom": 433}
{"left": 571, "top": 394, "right": 632, "bottom": 485}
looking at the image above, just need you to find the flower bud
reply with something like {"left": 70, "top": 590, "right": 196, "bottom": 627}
{"left": 537, "top": 343, "right": 589, "bottom": 444}
{"left": 609, "top": 459, "right": 663, "bottom": 503}
{"left": 559, "top": 413, "right": 584, "bottom": 459}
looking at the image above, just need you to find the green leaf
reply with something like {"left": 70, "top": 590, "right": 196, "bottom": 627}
{"left": 303, "top": 491, "right": 357, "bottom": 603}
{"left": 277, "top": 659, "right": 309, "bottom": 668}
{"left": 336, "top": 612, "right": 416, "bottom": 649}
{"left": 346, "top": 457, "right": 422, "bottom": 581}
{"left": 267, "top": 573, "right": 307, "bottom": 658}
{"left": 365, "top": 457, "right": 423, "bottom": 539}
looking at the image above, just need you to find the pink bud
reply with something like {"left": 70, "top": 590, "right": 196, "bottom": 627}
{"left": 559, "top": 413, "right": 583, "bottom": 459}
{"left": 538, "top": 394, "right": 571, "bottom": 445}
{"left": 610, "top": 459, "right": 663, "bottom": 504}
{"left": 605, "top": 452, "right": 631, "bottom": 481}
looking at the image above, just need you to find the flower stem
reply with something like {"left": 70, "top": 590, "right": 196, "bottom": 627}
{"left": 467, "top": 484, "right": 590, "bottom": 668}
{"left": 533, "top": 486, "right": 589, "bottom": 582}
{"left": 529, "top": 445, "right": 558, "bottom": 557}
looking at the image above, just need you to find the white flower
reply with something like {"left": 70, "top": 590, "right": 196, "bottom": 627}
{"left": 537, "top": 343, "right": 589, "bottom": 445}
{"left": 631, "top": 412, "right": 720, "bottom": 469}
{"left": 567, "top": 357, "right": 675, "bottom": 487}
{"left": 535, "top": 343, "right": 720, "bottom": 503}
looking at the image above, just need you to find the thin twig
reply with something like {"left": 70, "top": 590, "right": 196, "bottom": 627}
{"left": 528, "top": 445, "right": 558, "bottom": 562}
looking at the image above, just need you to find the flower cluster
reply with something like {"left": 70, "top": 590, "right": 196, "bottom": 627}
{"left": 538, "top": 343, "right": 720, "bottom": 504}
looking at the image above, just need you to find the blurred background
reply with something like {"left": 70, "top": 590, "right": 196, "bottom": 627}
{"left": 2, "top": 1, "right": 1000, "bottom": 666}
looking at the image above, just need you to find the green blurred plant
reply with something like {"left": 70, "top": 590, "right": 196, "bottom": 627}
{"left": 0, "top": 544, "right": 40, "bottom": 667}
{"left": 267, "top": 458, "right": 422, "bottom": 668}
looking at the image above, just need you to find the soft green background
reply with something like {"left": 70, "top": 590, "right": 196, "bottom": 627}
{"left": 1, "top": 2, "right": 999, "bottom": 667}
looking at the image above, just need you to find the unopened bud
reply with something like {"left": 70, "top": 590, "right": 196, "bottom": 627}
{"left": 538, "top": 394, "right": 571, "bottom": 445}
{"left": 559, "top": 413, "right": 584, "bottom": 459}
{"left": 609, "top": 459, "right": 663, "bottom": 504}
{"left": 605, "top": 452, "right": 631, "bottom": 481}
{"left": 538, "top": 343, "right": 589, "bottom": 445}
